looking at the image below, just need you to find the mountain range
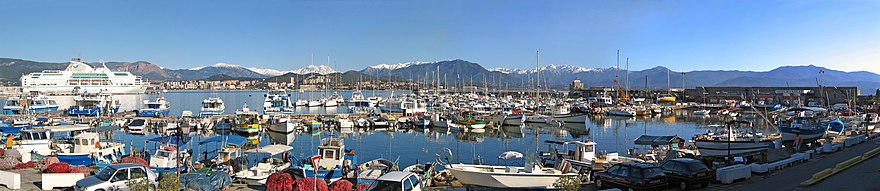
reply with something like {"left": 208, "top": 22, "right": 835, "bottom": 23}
{"left": 1, "top": 58, "right": 878, "bottom": 95}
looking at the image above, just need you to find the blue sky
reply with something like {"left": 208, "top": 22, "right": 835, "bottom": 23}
{"left": 1, "top": 0, "right": 878, "bottom": 73}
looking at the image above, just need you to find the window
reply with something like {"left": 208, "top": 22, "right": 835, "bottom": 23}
{"left": 95, "top": 167, "right": 117, "bottom": 181}
{"left": 606, "top": 166, "right": 621, "bottom": 176}
{"left": 112, "top": 169, "right": 129, "bottom": 182}
{"left": 130, "top": 168, "right": 147, "bottom": 179}
{"left": 617, "top": 166, "right": 629, "bottom": 177}
{"left": 687, "top": 162, "right": 709, "bottom": 172}
{"left": 408, "top": 175, "right": 420, "bottom": 188}
{"left": 372, "top": 181, "right": 403, "bottom": 191}
{"left": 627, "top": 167, "right": 641, "bottom": 178}
{"left": 643, "top": 167, "right": 665, "bottom": 178}
{"left": 403, "top": 178, "right": 413, "bottom": 191}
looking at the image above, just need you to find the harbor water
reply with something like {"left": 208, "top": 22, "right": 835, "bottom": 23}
{"left": 2, "top": 90, "right": 759, "bottom": 168}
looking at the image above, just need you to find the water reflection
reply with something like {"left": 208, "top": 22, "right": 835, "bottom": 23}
{"left": 109, "top": 110, "right": 753, "bottom": 168}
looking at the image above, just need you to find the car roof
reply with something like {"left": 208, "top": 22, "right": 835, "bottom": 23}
{"left": 618, "top": 163, "right": 658, "bottom": 169}
{"left": 108, "top": 163, "right": 144, "bottom": 169}
{"left": 377, "top": 171, "right": 414, "bottom": 181}
{"left": 668, "top": 158, "right": 701, "bottom": 164}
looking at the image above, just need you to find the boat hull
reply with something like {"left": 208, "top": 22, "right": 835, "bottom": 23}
{"left": 552, "top": 113, "right": 587, "bottom": 124}
{"left": 267, "top": 122, "right": 296, "bottom": 133}
{"left": 445, "top": 164, "right": 573, "bottom": 189}
{"left": 694, "top": 140, "right": 773, "bottom": 157}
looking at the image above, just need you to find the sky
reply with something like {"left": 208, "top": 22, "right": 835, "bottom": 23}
{"left": 1, "top": 0, "right": 879, "bottom": 73}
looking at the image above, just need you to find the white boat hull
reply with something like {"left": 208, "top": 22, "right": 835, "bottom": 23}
{"left": 694, "top": 140, "right": 772, "bottom": 156}
{"left": 552, "top": 113, "right": 587, "bottom": 123}
{"left": 445, "top": 164, "right": 574, "bottom": 189}
{"left": 267, "top": 122, "right": 297, "bottom": 133}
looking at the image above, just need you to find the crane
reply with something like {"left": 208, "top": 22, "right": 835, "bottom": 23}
{"left": 614, "top": 79, "right": 629, "bottom": 103}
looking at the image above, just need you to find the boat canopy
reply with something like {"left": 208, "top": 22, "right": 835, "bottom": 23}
{"left": 246, "top": 144, "right": 293, "bottom": 155}
{"left": 148, "top": 136, "right": 191, "bottom": 147}
{"left": 199, "top": 135, "right": 248, "bottom": 146}
{"left": 634, "top": 135, "right": 684, "bottom": 146}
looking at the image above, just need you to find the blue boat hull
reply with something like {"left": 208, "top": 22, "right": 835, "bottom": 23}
{"left": 139, "top": 109, "right": 170, "bottom": 117}
{"left": 57, "top": 154, "right": 94, "bottom": 166}
{"left": 68, "top": 107, "right": 102, "bottom": 116}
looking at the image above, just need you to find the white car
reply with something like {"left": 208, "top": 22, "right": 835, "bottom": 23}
{"left": 371, "top": 171, "right": 423, "bottom": 191}
{"left": 75, "top": 163, "right": 158, "bottom": 191}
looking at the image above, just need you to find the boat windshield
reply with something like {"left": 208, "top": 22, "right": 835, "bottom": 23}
{"left": 146, "top": 104, "right": 162, "bottom": 109}
{"left": 95, "top": 167, "right": 117, "bottom": 181}
{"left": 157, "top": 150, "right": 171, "bottom": 158}
{"left": 372, "top": 181, "right": 402, "bottom": 191}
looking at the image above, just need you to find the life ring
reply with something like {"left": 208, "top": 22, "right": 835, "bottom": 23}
{"left": 678, "top": 141, "right": 685, "bottom": 149}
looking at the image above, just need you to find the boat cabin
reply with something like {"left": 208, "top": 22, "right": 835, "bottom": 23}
{"left": 316, "top": 137, "right": 345, "bottom": 169}
{"left": 72, "top": 132, "right": 102, "bottom": 153}
{"left": 542, "top": 140, "right": 596, "bottom": 164}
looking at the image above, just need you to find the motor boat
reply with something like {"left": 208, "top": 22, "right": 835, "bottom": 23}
{"left": 199, "top": 97, "right": 225, "bottom": 117}
{"left": 692, "top": 121, "right": 780, "bottom": 157}
{"left": 234, "top": 144, "right": 294, "bottom": 184}
{"left": 139, "top": 97, "right": 171, "bottom": 117}
{"left": 55, "top": 132, "right": 126, "bottom": 166}
{"left": 233, "top": 104, "right": 261, "bottom": 134}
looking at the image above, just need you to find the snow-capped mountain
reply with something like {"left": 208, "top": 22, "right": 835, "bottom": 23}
{"left": 247, "top": 68, "right": 290, "bottom": 76}
{"left": 490, "top": 64, "right": 604, "bottom": 74}
{"left": 247, "top": 65, "right": 338, "bottom": 76}
{"left": 189, "top": 63, "right": 244, "bottom": 70}
{"left": 291, "top": 65, "right": 337, "bottom": 75}
{"left": 361, "top": 61, "right": 435, "bottom": 74}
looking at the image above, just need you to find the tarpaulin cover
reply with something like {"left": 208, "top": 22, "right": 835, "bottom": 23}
{"left": 181, "top": 171, "right": 232, "bottom": 191}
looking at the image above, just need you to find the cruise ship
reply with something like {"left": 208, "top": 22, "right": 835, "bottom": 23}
{"left": 20, "top": 58, "right": 147, "bottom": 94}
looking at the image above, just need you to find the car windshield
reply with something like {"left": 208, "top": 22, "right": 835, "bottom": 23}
{"left": 372, "top": 181, "right": 402, "bottom": 191}
{"left": 95, "top": 167, "right": 117, "bottom": 181}
{"left": 687, "top": 162, "right": 709, "bottom": 172}
{"left": 643, "top": 167, "right": 665, "bottom": 178}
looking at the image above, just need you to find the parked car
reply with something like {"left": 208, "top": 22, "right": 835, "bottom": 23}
{"left": 75, "top": 163, "right": 158, "bottom": 191}
{"left": 593, "top": 163, "right": 667, "bottom": 191}
{"left": 371, "top": 171, "right": 423, "bottom": 191}
{"left": 660, "top": 158, "right": 711, "bottom": 190}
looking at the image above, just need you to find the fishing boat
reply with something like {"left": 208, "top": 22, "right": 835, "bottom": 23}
{"left": 605, "top": 107, "right": 636, "bottom": 117}
{"left": 1, "top": 95, "right": 25, "bottom": 115}
{"left": 55, "top": 132, "right": 126, "bottom": 166}
{"left": 139, "top": 97, "right": 171, "bottom": 117}
{"left": 551, "top": 113, "right": 588, "bottom": 124}
{"left": 199, "top": 97, "right": 225, "bottom": 117}
{"left": 146, "top": 136, "right": 191, "bottom": 173}
{"left": 263, "top": 89, "right": 295, "bottom": 115}
{"left": 11, "top": 129, "right": 53, "bottom": 156}
{"left": 300, "top": 136, "right": 355, "bottom": 183}
{"left": 267, "top": 116, "right": 300, "bottom": 133}
{"left": 452, "top": 111, "right": 487, "bottom": 129}
{"left": 234, "top": 144, "right": 293, "bottom": 184}
{"left": 692, "top": 121, "right": 779, "bottom": 157}
{"left": 502, "top": 112, "right": 525, "bottom": 126}
{"left": 779, "top": 107, "right": 829, "bottom": 142}
{"left": 67, "top": 92, "right": 118, "bottom": 116}
{"left": 233, "top": 104, "right": 261, "bottom": 134}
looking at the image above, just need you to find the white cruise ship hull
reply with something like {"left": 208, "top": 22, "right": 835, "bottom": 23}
{"left": 23, "top": 85, "right": 146, "bottom": 94}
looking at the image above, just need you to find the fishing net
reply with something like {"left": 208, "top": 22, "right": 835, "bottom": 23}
{"left": 44, "top": 162, "right": 71, "bottom": 173}
{"left": 294, "top": 178, "right": 328, "bottom": 191}
{"left": 117, "top": 156, "right": 149, "bottom": 167}
{"left": 0, "top": 148, "right": 6, "bottom": 157}
{"left": 329, "top": 179, "right": 353, "bottom": 191}
{"left": 4, "top": 149, "right": 21, "bottom": 161}
{"left": 42, "top": 156, "right": 60, "bottom": 170}
{"left": 0, "top": 157, "right": 21, "bottom": 170}
{"left": 70, "top": 166, "right": 93, "bottom": 177}
{"left": 14, "top": 161, "right": 36, "bottom": 169}
{"left": 355, "top": 182, "right": 371, "bottom": 191}
{"left": 266, "top": 172, "right": 294, "bottom": 191}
